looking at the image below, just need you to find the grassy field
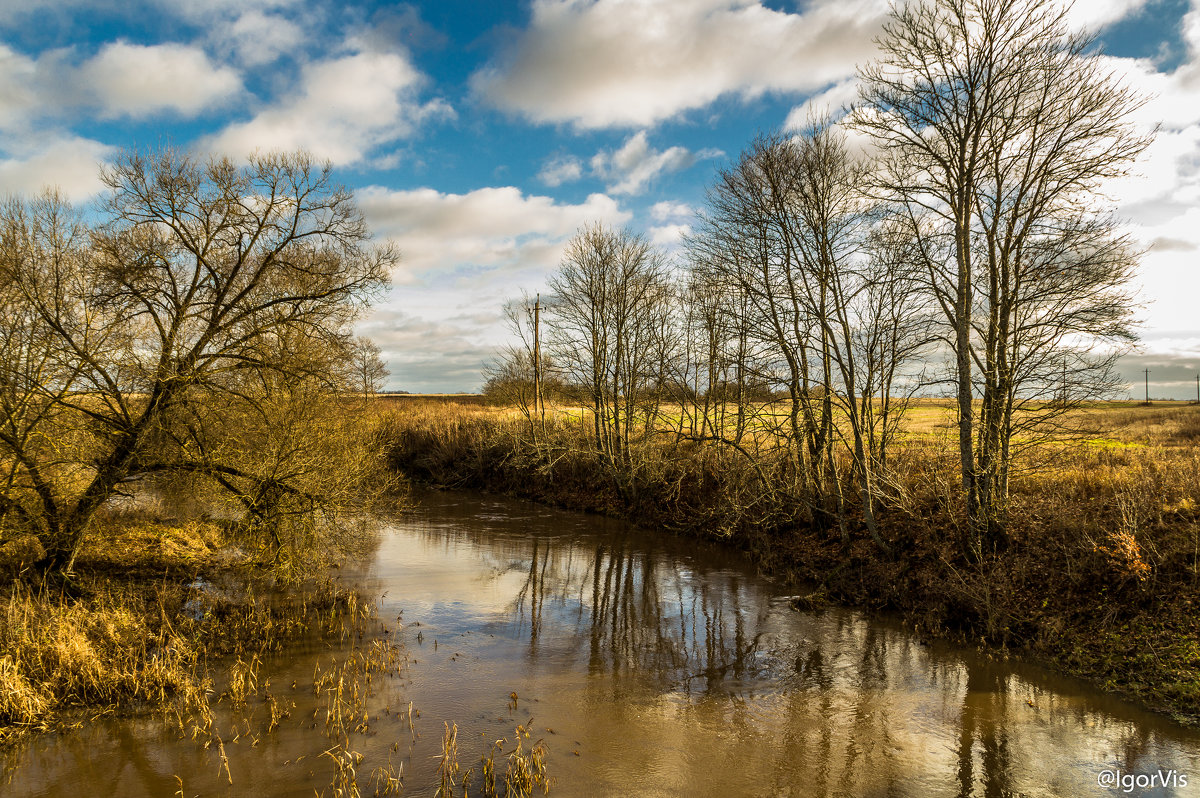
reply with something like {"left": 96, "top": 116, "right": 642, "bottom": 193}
{"left": 381, "top": 396, "right": 1200, "bottom": 724}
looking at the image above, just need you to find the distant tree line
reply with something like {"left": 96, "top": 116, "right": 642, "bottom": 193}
{"left": 486, "top": 0, "right": 1150, "bottom": 558}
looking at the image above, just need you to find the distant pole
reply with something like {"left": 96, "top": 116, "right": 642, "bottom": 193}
{"left": 1195, "top": 373, "right": 1199, "bottom": 405}
{"left": 1144, "top": 368, "right": 1151, "bottom": 404}
{"left": 533, "top": 294, "right": 544, "bottom": 429}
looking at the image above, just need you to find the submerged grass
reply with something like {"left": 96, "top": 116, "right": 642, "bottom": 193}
{"left": 0, "top": 508, "right": 382, "bottom": 746}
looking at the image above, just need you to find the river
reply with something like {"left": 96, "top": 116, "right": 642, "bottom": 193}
{"left": 4, "top": 489, "right": 1199, "bottom": 797}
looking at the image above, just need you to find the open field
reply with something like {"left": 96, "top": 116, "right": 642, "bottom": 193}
{"left": 380, "top": 396, "right": 1200, "bottom": 724}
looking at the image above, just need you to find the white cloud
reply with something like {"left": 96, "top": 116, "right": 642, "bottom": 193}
{"left": 784, "top": 78, "right": 860, "bottom": 130}
{"left": 537, "top": 154, "right": 583, "bottom": 186}
{"left": 1, "top": 41, "right": 241, "bottom": 127}
{"left": 87, "top": 42, "right": 242, "bottom": 118}
{"left": 206, "top": 50, "right": 452, "bottom": 165}
{"left": 1066, "top": 0, "right": 1151, "bottom": 31}
{"left": 0, "top": 135, "right": 116, "bottom": 201}
{"left": 471, "top": 0, "right": 888, "bottom": 128}
{"left": 356, "top": 185, "right": 629, "bottom": 282}
{"left": 590, "top": 132, "right": 704, "bottom": 195}
{"left": 650, "top": 200, "right": 693, "bottom": 222}
{"left": 0, "top": 44, "right": 40, "bottom": 131}
{"left": 222, "top": 10, "right": 305, "bottom": 66}
{"left": 151, "top": 0, "right": 312, "bottom": 67}
{"left": 357, "top": 306, "right": 499, "bottom": 393}
{"left": 648, "top": 223, "right": 690, "bottom": 248}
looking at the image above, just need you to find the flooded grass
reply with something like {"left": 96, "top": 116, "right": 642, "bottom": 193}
{"left": 435, "top": 722, "right": 459, "bottom": 797}
{"left": 0, "top": 509, "right": 382, "bottom": 748}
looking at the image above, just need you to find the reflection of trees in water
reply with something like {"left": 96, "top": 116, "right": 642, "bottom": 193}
{"left": 955, "top": 665, "right": 1013, "bottom": 798}
{"left": 504, "top": 532, "right": 1042, "bottom": 796}
{"left": 766, "top": 622, "right": 1026, "bottom": 797}
{"left": 421, "top": 519, "right": 1194, "bottom": 798}
{"left": 504, "top": 531, "right": 769, "bottom": 691}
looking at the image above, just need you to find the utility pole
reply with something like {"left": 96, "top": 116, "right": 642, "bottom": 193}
{"left": 1195, "top": 373, "right": 1199, "bottom": 405}
{"left": 1144, "top": 368, "right": 1151, "bottom": 404}
{"left": 533, "top": 293, "right": 544, "bottom": 430}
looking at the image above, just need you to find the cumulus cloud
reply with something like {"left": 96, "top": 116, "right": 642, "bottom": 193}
{"left": 784, "top": 78, "right": 860, "bottom": 129}
{"left": 537, "top": 154, "right": 583, "bottom": 186}
{"left": 357, "top": 306, "right": 498, "bottom": 393}
{"left": 471, "top": 0, "right": 889, "bottom": 128}
{"left": 1090, "top": 3, "right": 1200, "bottom": 346}
{"left": 648, "top": 223, "right": 690, "bottom": 248}
{"left": 0, "top": 135, "right": 116, "bottom": 201}
{"left": 0, "top": 41, "right": 241, "bottom": 127}
{"left": 206, "top": 50, "right": 452, "bottom": 165}
{"left": 590, "top": 132, "right": 713, "bottom": 195}
{"left": 650, "top": 200, "right": 693, "bottom": 222}
{"left": 356, "top": 185, "right": 629, "bottom": 283}
{"left": 1067, "top": 0, "right": 1152, "bottom": 31}
{"left": 87, "top": 42, "right": 242, "bottom": 117}
{"left": 0, "top": 40, "right": 236, "bottom": 198}
{"left": 0, "top": 45, "right": 40, "bottom": 131}
{"left": 219, "top": 10, "right": 305, "bottom": 66}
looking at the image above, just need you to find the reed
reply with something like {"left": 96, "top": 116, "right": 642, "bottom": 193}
{"left": 435, "top": 722, "right": 460, "bottom": 798}
{"left": 321, "top": 742, "right": 364, "bottom": 798}
{"left": 369, "top": 759, "right": 404, "bottom": 796}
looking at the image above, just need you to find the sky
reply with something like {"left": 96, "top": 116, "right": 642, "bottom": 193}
{"left": 1, "top": 0, "right": 1198, "bottom": 398}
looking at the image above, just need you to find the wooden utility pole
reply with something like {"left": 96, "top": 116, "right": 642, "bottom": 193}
{"left": 533, "top": 293, "right": 544, "bottom": 430}
{"left": 1144, "top": 368, "right": 1151, "bottom": 404}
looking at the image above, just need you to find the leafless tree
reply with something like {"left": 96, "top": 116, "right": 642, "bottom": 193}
{"left": 0, "top": 150, "right": 393, "bottom": 573}
{"left": 689, "top": 133, "right": 834, "bottom": 509}
{"left": 852, "top": 0, "right": 1150, "bottom": 553}
{"left": 545, "top": 224, "right": 674, "bottom": 474}
{"left": 348, "top": 336, "right": 390, "bottom": 400}
{"left": 686, "top": 124, "right": 930, "bottom": 544}
{"left": 484, "top": 293, "right": 549, "bottom": 439}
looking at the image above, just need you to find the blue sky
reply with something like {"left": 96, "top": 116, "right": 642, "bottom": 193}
{"left": 2, "top": 0, "right": 1199, "bottom": 397}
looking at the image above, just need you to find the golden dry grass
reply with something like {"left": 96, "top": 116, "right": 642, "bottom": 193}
{"left": 0, "top": 512, "right": 376, "bottom": 745}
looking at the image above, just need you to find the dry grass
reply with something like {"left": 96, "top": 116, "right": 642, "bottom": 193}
{"left": 0, "top": 513, "right": 376, "bottom": 746}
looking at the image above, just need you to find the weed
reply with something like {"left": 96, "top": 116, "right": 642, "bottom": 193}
{"left": 369, "top": 759, "right": 404, "bottom": 796}
{"left": 435, "top": 722, "right": 459, "bottom": 798}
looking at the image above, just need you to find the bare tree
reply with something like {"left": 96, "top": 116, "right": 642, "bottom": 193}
{"left": 0, "top": 150, "right": 393, "bottom": 573}
{"left": 349, "top": 336, "right": 390, "bottom": 400}
{"left": 852, "top": 0, "right": 1150, "bottom": 553}
{"left": 689, "top": 134, "right": 833, "bottom": 507}
{"left": 686, "top": 125, "right": 929, "bottom": 545}
{"left": 545, "top": 224, "right": 673, "bottom": 475}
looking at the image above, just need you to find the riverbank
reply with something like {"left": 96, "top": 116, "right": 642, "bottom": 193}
{"left": 0, "top": 511, "right": 378, "bottom": 746}
{"left": 382, "top": 398, "right": 1200, "bottom": 726}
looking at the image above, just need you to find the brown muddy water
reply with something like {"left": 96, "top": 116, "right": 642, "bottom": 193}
{"left": 5, "top": 489, "right": 1200, "bottom": 797}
